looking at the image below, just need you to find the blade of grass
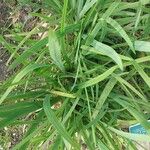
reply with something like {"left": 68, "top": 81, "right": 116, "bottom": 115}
{"left": 82, "top": 40, "right": 123, "bottom": 70}
{"left": 12, "top": 121, "right": 49, "bottom": 150}
{"left": 85, "top": 1, "right": 120, "bottom": 45}
{"left": 0, "top": 64, "right": 49, "bottom": 104}
{"left": 43, "top": 95, "right": 79, "bottom": 149}
{"left": 92, "top": 78, "right": 117, "bottom": 119}
{"left": 79, "top": 0, "right": 97, "bottom": 19}
{"left": 104, "top": 17, "right": 135, "bottom": 53}
{"left": 9, "top": 37, "right": 48, "bottom": 69}
{"left": 132, "top": 61, "right": 150, "bottom": 88}
{"left": 114, "top": 98, "right": 150, "bottom": 133}
{"left": 80, "top": 66, "right": 117, "bottom": 88}
{"left": 6, "top": 27, "right": 39, "bottom": 65}
{"left": 114, "top": 75, "right": 147, "bottom": 101}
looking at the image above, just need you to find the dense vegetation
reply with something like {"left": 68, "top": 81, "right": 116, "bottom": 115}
{"left": 0, "top": 0, "right": 150, "bottom": 149}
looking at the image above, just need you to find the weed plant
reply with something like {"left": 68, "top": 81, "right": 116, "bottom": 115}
{"left": 0, "top": 0, "right": 150, "bottom": 149}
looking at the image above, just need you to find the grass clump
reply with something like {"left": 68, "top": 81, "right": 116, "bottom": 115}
{"left": 0, "top": 0, "right": 150, "bottom": 149}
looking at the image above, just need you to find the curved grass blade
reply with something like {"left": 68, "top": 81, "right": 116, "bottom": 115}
{"left": 0, "top": 101, "right": 42, "bottom": 115}
{"left": 132, "top": 61, "right": 150, "bottom": 88}
{"left": 85, "top": 1, "right": 120, "bottom": 45}
{"left": 19, "top": 111, "right": 45, "bottom": 150}
{"left": 0, "top": 64, "right": 49, "bottom": 104}
{"left": 82, "top": 44, "right": 123, "bottom": 70}
{"left": 43, "top": 95, "right": 79, "bottom": 149}
{"left": 97, "top": 124, "right": 119, "bottom": 150}
{"left": 102, "top": 1, "right": 120, "bottom": 19}
{"left": 104, "top": 17, "right": 135, "bottom": 53}
{"left": 7, "top": 27, "right": 39, "bottom": 66}
{"left": 134, "top": 2, "right": 142, "bottom": 31}
{"left": 80, "top": 66, "right": 117, "bottom": 88}
{"left": 51, "top": 0, "right": 62, "bottom": 9}
{"left": 97, "top": 140, "right": 110, "bottom": 150}
{"left": 0, "top": 102, "right": 42, "bottom": 128}
{"left": 84, "top": 39, "right": 123, "bottom": 70}
{"left": 92, "top": 78, "right": 117, "bottom": 119}
{"left": 61, "top": 0, "right": 68, "bottom": 32}
{"left": 1, "top": 91, "right": 48, "bottom": 101}
{"left": 81, "top": 130, "right": 95, "bottom": 150}
{"left": 10, "top": 38, "right": 48, "bottom": 69}
{"left": 114, "top": 76, "right": 146, "bottom": 101}
{"left": 114, "top": 98, "right": 150, "bottom": 133}
{"left": 79, "top": 0, "right": 97, "bottom": 19}
{"left": 50, "top": 90, "right": 76, "bottom": 98}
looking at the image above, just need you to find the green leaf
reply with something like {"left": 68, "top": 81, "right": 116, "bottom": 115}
{"left": 82, "top": 44, "right": 122, "bottom": 69}
{"left": 0, "top": 102, "right": 42, "bottom": 128}
{"left": 12, "top": 121, "right": 48, "bottom": 150}
{"left": 43, "top": 95, "right": 79, "bottom": 148}
{"left": 7, "top": 27, "right": 39, "bottom": 65}
{"left": 102, "top": 1, "right": 120, "bottom": 19}
{"left": 85, "top": 39, "right": 123, "bottom": 70}
{"left": 79, "top": 0, "right": 97, "bottom": 19}
{"left": 0, "top": 101, "right": 42, "bottom": 115}
{"left": 92, "top": 78, "right": 117, "bottom": 119}
{"left": 1, "top": 90, "right": 48, "bottom": 101}
{"left": 114, "top": 98, "right": 150, "bottom": 133}
{"left": 80, "top": 66, "right": 117, "bottom": 88}
{"left": 85, "top": 1, "right": 120, "bottom": 45}
{"left": 134, "top": 41, "right": 150, "bottom": 52}
{"left": 0, "top": 64, "right": 49, "bottom": 104}
{"left": 104, "top": 17, "right": 135, "bottom": 53}
{"left": 114, "top": 76, "right": 146, "bottom": 101}
{"left": 132, "top": 61, "right": 150, "bottom": 88}
{"left": 97, "top": 140, "right": 110, "bottom": 150}
{"left": 10, "top": 38, "right": 48, "bottom": 69}
{"left": 19, "top": 111, "right": 45, "bottom": 150}
{"left": 48, "top": 29, "right": 65, "bottom": 71}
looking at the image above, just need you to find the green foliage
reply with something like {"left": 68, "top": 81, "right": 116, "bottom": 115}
{"left": 0, "top": 0, "right": 150, "bottom": 149}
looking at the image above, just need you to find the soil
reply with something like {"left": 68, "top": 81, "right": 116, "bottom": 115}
{"left": 0, "top": 50, "right": 8, "bottom": 81}
{"left": 0, "top": 3, "right": 10, "bottom": 31}
{"left": 0, "top": 2, "right": 10, "bottom": 82}
{"left": 0, "top": 126, "right": 24, "bottom": 150}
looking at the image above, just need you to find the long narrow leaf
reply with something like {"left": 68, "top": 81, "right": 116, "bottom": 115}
{"left": 43, "top": 95, "right": 79, "bottom": 148}
{"left": 105, "top": 17, "right": 135, "bottom": 53}
{"left": 0, "top": 64, "right": 49, "bottom": 104}
{"left": 80, "top": 66, "right": 117, "bottom": 88}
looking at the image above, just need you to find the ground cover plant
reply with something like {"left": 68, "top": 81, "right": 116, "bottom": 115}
{"left": 0, "top": 0, "right": 150, "bottom": 149}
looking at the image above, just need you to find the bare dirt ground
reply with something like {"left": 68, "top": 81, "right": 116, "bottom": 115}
{"left": 0, "top": 52, "right": 8, "bottom": 82}
{"left": 0, "top": 2, "right": 10, "bottom": 82}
